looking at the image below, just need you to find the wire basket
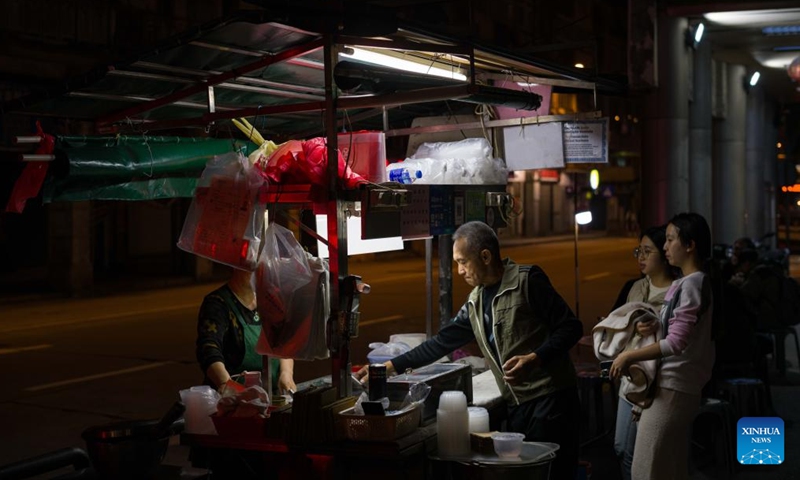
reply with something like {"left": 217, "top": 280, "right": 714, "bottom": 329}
{"left": 336, "top": 404, "right": 421, "bottom": 442}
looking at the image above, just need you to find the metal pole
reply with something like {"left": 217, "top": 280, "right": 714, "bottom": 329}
{"left": 574, "top": 218, "right": 580, "bottom": 321}
{"left": 573, "top": 172, "right": 580, "bottom": 320}
{"left": 426, "top": 237, "right": 433, "bottom": 339}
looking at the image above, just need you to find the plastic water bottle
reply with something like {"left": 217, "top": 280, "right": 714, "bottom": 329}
{"left": 388, "top": 167, "right": 422, "bottom": 184}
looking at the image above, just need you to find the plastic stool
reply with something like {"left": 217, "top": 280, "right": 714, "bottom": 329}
{"left": 767, "top": 327, "right": 800, "bottom": 376}
{"left": 691, "top": 398, "right": 735, "bottom": 478}
{"left": 719, "top": 378, "right": 769, "bottom": 418}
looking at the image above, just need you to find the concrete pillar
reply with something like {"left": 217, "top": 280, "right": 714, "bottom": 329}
{"left": 642, "top": 15, "right": 689, "bottom": 228}
{"left": 763, "top": 100, "right": 778, "bottom": 244}
{"left": 745, "top": 88, "right": 765, "bottom": 238}
{"left": 47, "top": 201, "right": 93, "bottom": 296}
{"left": 714, "top": 63, "right": 748, "bottom": 244}
{"left": 689, "top": 37, "right": 713, "bottom": 225}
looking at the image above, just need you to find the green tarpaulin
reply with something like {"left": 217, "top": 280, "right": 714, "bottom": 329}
{"left": 43, "top": 136, "right": 253, "bottom": 202}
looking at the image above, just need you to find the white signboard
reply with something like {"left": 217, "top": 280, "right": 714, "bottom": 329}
{"left": 563, "top": 118, "right": 609, "bottom": 164}
{"left": 502, "top": 122, "right": 565, "bottom": 170}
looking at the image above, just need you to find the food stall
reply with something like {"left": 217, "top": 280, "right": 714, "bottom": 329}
{"left": 3, "top": 7, "right": 618, "bottom": 479}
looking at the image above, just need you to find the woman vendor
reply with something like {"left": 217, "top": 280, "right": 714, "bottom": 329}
{"left": 196, "top": 268, "right": 296, "bottom": 394}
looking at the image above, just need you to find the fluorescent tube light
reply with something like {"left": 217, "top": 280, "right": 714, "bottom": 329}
{"left": 340, "top": 47, "right": 467, "bottom": 81}
{"left": 749, "top": 71, "right": 761, "bottom": 86}
{"left": 705, "top": 9, "right": 800, "bottom": 26}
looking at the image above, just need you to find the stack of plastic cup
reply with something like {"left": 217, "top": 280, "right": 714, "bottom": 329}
{"left": 437, "top": 391, "right": 470, "bottom": 457}
{"left": 467, "top": 406, "right": 490, "bottom": 433}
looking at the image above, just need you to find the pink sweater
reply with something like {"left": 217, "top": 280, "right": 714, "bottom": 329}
{"left": 658, "top": 271, "right": 715, "bottom": 395}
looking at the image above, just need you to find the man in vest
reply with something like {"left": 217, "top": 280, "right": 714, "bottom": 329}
{"left": 357, "top": 220, "right": 582, "bottom": 479}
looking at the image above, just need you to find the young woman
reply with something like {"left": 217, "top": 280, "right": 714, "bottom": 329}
{"left": 610, "top": 212, "right": 715, "bottom": 480}
{"left": 613, "top": 225, "right": 678, "bottom": 480}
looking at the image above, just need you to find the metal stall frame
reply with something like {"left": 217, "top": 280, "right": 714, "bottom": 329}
{"left": 4, "top": 12, "right": 616, "bottom": 400}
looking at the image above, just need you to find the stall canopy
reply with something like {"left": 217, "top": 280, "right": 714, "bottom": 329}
{"left": 3, "top": 8, "right": 624, "bottom": 206}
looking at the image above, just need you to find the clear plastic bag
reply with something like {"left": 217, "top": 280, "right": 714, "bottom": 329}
{"left": 398, "top": 382, "right": 432, "bottom": 412}
{"left": 366, "top": 341, "right": 411, "bottom": 363}
{"left": 255, "top": 224, "right": 330, "bottom": 360}
{"left": 389, "top": 138, "right": 508, "bottom": 185}
{"left": 177, "top": 152, "right": 265, "bottom": 270}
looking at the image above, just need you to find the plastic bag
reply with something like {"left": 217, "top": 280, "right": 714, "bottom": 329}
{"left": 216, "top": 385, "right": 270, "bottom": 417}
{"left": 367, "top": 341, "right": 411, "bottom": 364}
{"left": 255, "top": 223, "right": 312, "bottom": 324}
{"left": 398, "top": 382, "right": 432, "bottom": 412}
{"left": 411, "top": 138, "right": 493, "bottom": 161}
{"left": 390, "top": 137, "right": 508, "bottom": 185}
{"left": 177, "top": 152, "right": 265, "bottom": 270}
{"left": 255, "top": 224, "right": 330, "bottom": 360}
{"left": 260, "top": 137, "right": 366, "bottom": 189}
{"left": 179, "top": 385, "right": 220, "bottom": 435}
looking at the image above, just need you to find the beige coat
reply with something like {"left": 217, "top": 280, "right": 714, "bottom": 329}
{"left": 592, "top": 301, "right": 660, "bottom": 407}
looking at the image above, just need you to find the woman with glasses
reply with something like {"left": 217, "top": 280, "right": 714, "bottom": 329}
{"left": 610, "top": 212, "right": 715, "bottom": 480}
{"left": 612, "top": 225, "right": 677, "bottom": 480}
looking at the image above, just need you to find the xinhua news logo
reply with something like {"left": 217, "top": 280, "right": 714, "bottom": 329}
{"left": 737, "top": 417, "right": 784, "bottom": 465}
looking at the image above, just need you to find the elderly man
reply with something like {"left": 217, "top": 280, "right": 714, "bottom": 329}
{"left": 357, "top": 220, "right": 582, "bottom": 478}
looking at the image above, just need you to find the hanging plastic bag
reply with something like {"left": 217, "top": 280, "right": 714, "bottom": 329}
{"left": 177, "top": 152, "right": 265, "bottom": 270}
{"left": 254, "top": 224, "right": 330, "bottom": 360}
{"left": 260, "top": 137, "right": 366, "bottom": 189}
{"left": 256, "top": 223, "right": 312, "bottom": 322}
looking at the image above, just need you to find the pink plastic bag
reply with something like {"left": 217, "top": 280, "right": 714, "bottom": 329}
{"left": 261, "top": 138, "right": 366, "bottom": 189}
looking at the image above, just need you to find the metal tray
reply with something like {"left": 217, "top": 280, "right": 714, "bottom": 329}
{"left": 430, "top": 441, "right": 560, "bottom": 465}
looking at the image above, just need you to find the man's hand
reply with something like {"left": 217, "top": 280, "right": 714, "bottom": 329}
{"left": 635, "top": 319, "right": 659, "bottom": 337}
{"left": 502, "top": 353, "right": 540, "bottom": 385}
{"left": 353, "top": 361, "right": 396, "bottom": 384}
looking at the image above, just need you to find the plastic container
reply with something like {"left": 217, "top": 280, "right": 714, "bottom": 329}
{"left": 437, "top": 390, "right": 469, "bottom": 457}
{"left": 388, "top": 167, "right": 422, "bottom": 184}
{"left": 468, "top": 406, "right": 490, "bottom": 433}
{"left": 491, "top": 432, "right": 525, "bottom": 458}
{"left": 438, "top": 391, "right": 468, "bottom": 412}
{"left": 437, "top": 408, "right": 470, "bottom": 457}
{"left": 338, "top": 131, "right": 387, "bottom": 184}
